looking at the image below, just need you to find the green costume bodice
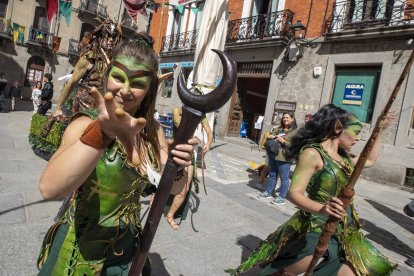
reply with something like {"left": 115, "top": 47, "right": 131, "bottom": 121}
{"left": 301, "top": 144, "right": 355, "bottom": 231}
{"left": 38, "top": 111, "right": 156, "bottom": 275}
{"left": 227, "top": 143, "right": 396, "bottom": 276}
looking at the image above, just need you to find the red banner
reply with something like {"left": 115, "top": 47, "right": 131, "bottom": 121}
{"left": 123, "top": 0, "right": 147, "bottom": 21}
{"left": 46, "top": 0, "right": 59, "bottom": 23}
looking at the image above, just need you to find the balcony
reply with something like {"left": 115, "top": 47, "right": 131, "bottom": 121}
{"left": 325, "top": 0, "right": 414, "bottom": 39}
{"left": 226, "top": 10, "right": 294, "bottom": 44}
{"left": 0, "top": 17, "right": 12, "bottom": 40}
{"left": 27, "top": 27, "right": 53, "bottom": 49}
{"left": 160, "top": 29, "right": 199, "bottom": 53}
{"left": 78, "top": 0, "right": 108, "bottom": 19}
{"left": 122, "top": 16, "right": 138, "bottom": 32}
{"left": 68, "top": 38, "right": 80, "bottom": 56}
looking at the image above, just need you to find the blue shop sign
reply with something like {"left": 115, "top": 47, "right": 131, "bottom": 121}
{"left": 160, "top": 61, "right": 194, "bottom": 69}
{"left": 343, "top": 83, "right": 364, "bottom": 105}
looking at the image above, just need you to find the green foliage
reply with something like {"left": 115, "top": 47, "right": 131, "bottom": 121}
{"left": 29, "top": 114, "right": 66, "bottom": 154}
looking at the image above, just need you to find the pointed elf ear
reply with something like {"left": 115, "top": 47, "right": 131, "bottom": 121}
{"left": 158, "top": 72, "right": 173, "bottom": 83}
{"left": 334, "top": 119, "right": 343, "bottom": 134}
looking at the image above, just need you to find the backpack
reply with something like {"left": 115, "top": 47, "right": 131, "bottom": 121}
{"left": 264, "top": 138, "right": 281, "bottom": 156}
{"left": 41, "top": 82, "right": 54, "bottom": 100}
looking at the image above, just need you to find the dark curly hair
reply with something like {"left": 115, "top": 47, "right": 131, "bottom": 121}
{"left": 284, "top": 104, "right": 356, "bottom": 162}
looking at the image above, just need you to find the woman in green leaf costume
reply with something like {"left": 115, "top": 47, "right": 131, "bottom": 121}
{"left": 37, "top": 37, "right": 197, "bottom": 275}
{"left": 227, "top": 104, "right": 396, "bottom": 276}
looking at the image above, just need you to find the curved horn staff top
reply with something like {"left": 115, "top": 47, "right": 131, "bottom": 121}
{"left": 177, "top": 49, "right": 237, "bottom": 112}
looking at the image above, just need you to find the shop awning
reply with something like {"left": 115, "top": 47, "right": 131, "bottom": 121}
{"left": 237, "top": 62, "right": 273, "bottom": 78}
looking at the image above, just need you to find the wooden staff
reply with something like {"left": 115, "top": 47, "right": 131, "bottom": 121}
{"left": 305, "top": 50, "right": 414, "bottom": 275}
{"left": 128, "top": 50, "right": 237, "bottom": 275}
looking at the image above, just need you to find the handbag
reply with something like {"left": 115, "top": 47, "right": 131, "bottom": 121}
{"left": 264, "top": 138, "right": 281, "bottom": 156}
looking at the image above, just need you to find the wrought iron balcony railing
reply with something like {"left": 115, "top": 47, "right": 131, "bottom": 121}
{"left": 27, "top": 27, "right": 53, "bottom": 48}
{"left": 68, "top": 38, "right": 80, "bottom": 56}
{"left": 160, "top": 29, "right": 198, "bottom": 53}
{"left": 226, "top": 9, "right": 294, "bottom": 43}
{"left": 326, "top": 0, "right": 414, "bottom": 33}
{"left": 0, "top": 17, "right": 12, "bottom": 37}
{"left": 79, "top": 0, "right": 108, "bottom": 18}
{"left": 160, "top": 10, "right": 294, "bottom": 53}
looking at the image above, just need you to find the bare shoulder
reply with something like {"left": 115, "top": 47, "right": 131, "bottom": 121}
{"left": 298, "top": 147, "right": 323, "bottom": 170}
{"left": 61, "top": 116, "right": 93, "bottom": 145}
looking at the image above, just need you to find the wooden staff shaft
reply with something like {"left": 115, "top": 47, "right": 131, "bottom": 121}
{"left": 128, "top": 106, "right": 204, "bottom": 275}
{"left": 305, "top": 50, "right": 414, "bottom": 275}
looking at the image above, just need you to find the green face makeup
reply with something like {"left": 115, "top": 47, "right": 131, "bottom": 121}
{"left": 344, "top": 116, "right": 362, "bottom": 139}
{"left": 109, "top": 56, "right": 153, "bottom": 89}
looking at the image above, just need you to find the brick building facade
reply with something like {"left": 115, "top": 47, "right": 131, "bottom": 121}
{"left": 149, "top": 0, "right": 414, "bottom": 187}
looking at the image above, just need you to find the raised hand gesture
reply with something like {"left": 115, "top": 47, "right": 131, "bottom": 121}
{"left": 89, "top": 87, "right": 146, "bottom": 161}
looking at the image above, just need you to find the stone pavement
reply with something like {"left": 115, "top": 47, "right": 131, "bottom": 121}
{"left": 0, "top": 107, "right": 413, "bottom": 275}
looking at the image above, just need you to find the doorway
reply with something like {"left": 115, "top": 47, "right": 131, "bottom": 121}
{"left": 226, "top": 77, "right": 270, "bottom": 139}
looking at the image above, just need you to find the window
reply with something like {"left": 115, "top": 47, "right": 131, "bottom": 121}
{"left": 172, "top": 9, "right": 183, "bottom": 35}
{"left": 404, "top": 168, "right": 414, "bottom": 188}
{"left": 348, "top": 0, "right": 390, "bottom": 23}
{"left": 194, "top": 2, "right": 205, "bottom": 30}
{"left": 332, "top": 67, "right": 381, "bottom": 123}
{"left": 25, "top": 56, "right": 45, "bottom": 87}
{"left": 0, "top": 0, "right": 8, "bottom": 18}
{"left": 33, "top": 6, "right": 48, "bottom": 31}
{"left": 252, "top": 0, "right": 272, "bottom": 16}
{"left": 79, "top": 23, "right": 94, "bottom": 41}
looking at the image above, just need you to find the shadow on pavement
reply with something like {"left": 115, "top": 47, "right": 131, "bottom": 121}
{"left": 149, "top": 252, "right": 170, "bottom": 275}
{"left": 0, "top": 199, "right": 45, "bottom": 216}
{"left": 1, "top": 99, "right": 34, "bottom": 113}
{"left": 210, "top": 143, "right": 227, "bottom": 151}
{"left": 360, "top": 218, "right": 414, "bottom": 259}
{"left": 364, "top": 199, "right": 414, "bottom": 235}
{"left": 234, "top": 234, "right": 262, "bottom": 275}
{"left": 189, "top": 191, "right": 201, "bottom": 232}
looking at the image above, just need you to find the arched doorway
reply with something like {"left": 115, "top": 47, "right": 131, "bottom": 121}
{"left": 25, "top": 56, "right": 45, "bottom": 87}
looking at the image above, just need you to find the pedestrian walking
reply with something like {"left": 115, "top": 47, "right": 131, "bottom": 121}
{"left": 9, "top": 81, "right": 22, "bottom": 111}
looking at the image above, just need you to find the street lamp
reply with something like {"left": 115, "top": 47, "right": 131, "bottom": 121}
{"left": 290, "top": 20, "right": 307, "bottom": 38}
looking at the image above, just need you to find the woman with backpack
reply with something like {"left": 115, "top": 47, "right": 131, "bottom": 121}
{"left": 258, "top": 113, "right": 297, "bottom": 205}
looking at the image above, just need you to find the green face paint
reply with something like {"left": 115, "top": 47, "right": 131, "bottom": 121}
{"left": 344, "top": 116, "right": 362, "bottom": 139}
{"left": 108, "top": 56, "right": 153, "bottom": 89}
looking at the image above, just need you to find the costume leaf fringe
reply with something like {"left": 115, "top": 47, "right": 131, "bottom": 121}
{"left": 226, "top": 218, "right": 303, "bottom": 275}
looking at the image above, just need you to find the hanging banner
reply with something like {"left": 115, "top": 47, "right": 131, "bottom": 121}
{"left": 46, "top": 0, "right": 58, "bottom": 23}
{"left": 123, "top": 0, "right": 146, "bottom": 21}
{"left": 58, "top": 0, "right": 72, "bottom": 27}
{"left": 176, "top": 5, "right": 184, "bottom": 14}
{"left": 343, "top": 83, "right": 364, "bottom": 105}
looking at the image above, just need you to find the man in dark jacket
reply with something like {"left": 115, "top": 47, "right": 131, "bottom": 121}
{"left": 9, "top": 81, "right": 22, "bottom": 111}
{"left": 38, "top": 73, "right": 53, "bottom": 115}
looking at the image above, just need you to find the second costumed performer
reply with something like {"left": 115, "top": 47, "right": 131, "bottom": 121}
{"left": 227, "top": 104, "right": 396, "bottom": 276}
